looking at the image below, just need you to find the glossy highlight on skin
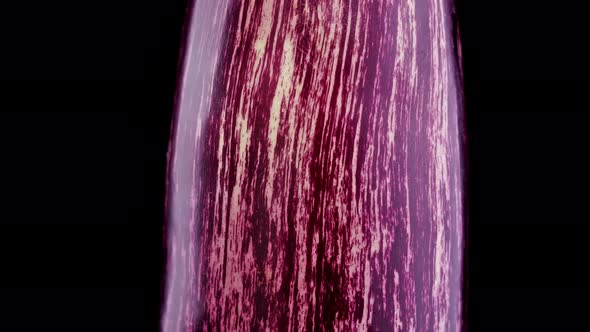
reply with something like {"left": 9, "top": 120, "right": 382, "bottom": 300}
{"left": 163, "top": 0, "right": 464, "bottom": 331}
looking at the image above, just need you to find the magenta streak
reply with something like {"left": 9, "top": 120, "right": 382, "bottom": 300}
{"left": 163, "top": 0, "right": 464, "bottom": 331}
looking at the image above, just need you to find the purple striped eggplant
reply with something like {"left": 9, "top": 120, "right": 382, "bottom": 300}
{"left": 163, "top": 0, "right": 465, "bottom": 330}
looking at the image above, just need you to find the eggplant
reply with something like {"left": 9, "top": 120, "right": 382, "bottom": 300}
{"left": 163, "top": 0, "right": 464, "bottom": 330}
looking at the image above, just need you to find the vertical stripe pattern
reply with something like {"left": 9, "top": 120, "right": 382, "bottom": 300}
{"left": 164, "top": 0, "right": 464, "bottom": 330}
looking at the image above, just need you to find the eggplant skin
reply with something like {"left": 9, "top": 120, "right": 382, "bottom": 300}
{"left": 163, "top": 0, "right": 464, "bottom": 331}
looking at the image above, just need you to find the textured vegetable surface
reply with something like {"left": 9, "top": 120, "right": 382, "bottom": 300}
{"left": 163, "top": 0, "right": 464, "bottom": 330}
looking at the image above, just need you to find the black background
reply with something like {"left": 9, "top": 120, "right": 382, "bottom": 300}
{"left": 1, "top": 1, "right": 587, "bottom": 330}
{"left": 457, "top": 1, "right": 589, "bottom": 330}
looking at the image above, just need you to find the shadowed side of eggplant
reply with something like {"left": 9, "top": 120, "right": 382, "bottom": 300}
{"left": 164, "top": 0, "right": 464, "bottom": 331}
